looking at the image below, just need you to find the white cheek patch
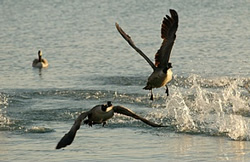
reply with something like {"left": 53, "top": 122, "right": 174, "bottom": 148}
{"left": 106, "top": 106, "right": 113, "bottom": 112}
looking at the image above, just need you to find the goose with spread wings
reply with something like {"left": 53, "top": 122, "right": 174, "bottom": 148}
{"left": 115, "top": 9, "right": 178, "bottom": 100}
{"left": 56, "top": 101, "right": 166, "bottom": 149}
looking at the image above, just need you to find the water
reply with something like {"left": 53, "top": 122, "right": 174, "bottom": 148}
{"left": 0, "top": 0, "right": 249, "bottom": 161}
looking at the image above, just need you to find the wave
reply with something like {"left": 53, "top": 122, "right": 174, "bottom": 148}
{"left": 25, "top": 126, "right": 55, "bottom": 133}
{"left": 0, "top": 74, "right": 249, "bottom": 140}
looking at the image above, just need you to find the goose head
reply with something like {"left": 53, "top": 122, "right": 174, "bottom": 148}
{"left": 101, "top": 101, "right": 113, "bottom": 111}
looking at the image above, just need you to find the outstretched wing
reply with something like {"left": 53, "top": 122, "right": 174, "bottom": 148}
{"left": 155, "top": 9, "right": 178, "bottom": 68}
{"left": 115, "top": 23, "right": 156, "bottom": 71}
{"left": 113, "top": 106, "right": 167, "bottom": 127}
{"left": 56, "top": 111, "right": 89, "bottom": 149}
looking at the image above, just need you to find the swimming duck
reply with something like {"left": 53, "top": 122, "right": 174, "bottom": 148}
{"left": 115, "top": 9, "right": 178, "bottom": 100}
{"left": 56, "top": 101, "right": 166, "bottom": 149}
{"left": 32, "top": 50, "right": 49, "bottom": 68}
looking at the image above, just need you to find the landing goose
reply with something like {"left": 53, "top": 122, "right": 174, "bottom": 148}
{"left": 56, "top": 101, "right": 166, "bottom": 149}
{"left": 32, "top": 50, "right": 49, "bottom": 68}
{"left": 115, "top": 9, "right": 178, "bottom": 100}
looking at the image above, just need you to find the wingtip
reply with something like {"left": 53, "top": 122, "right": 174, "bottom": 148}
{"left": 55, "top": 143, "right": 63, "bottom": 150}
{"left": 55, "top": 132, "right": 75, "bottom": 149}
{"left": 169, "top": 9, "right": 177, "bottom": 14}
{"left": 169, "top": 9, "right": 178, "bottom": 21}
{"left": 56, "top": 139, "right": 69, "bottom": 150}
{"left": 115, "top": 22, "right": 122, "bottom": 32}
{"left": 115, "top": 22, "right": 119, "bottom": 28}
{"left": 55, "top": 145, "right": 62, "bottom": 149}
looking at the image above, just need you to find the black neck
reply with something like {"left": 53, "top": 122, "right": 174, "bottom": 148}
{"left": 38, "top": 55, "right": 42, "bottom": 62}
{"left": 163, "top": 63, "right": 172, "bottom": 73}
{"left": 163, "top": 67, "right": 168, "bottom": 73}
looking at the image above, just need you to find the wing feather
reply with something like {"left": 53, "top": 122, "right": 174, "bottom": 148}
{"left": 115, "top": 23, "right": 156, "bottom": 70}
{"left": 155, "top": 9, "right": 178, "bottom": 68}
{"left": 56, "top": 111, "right": 89, "bottom": 149}
{"left": 113, "top": 106, "right": 167, "bottom": 127}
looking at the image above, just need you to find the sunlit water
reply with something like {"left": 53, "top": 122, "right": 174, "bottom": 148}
{"left": 0, "top": 0, "right": 249, "bottom": 161}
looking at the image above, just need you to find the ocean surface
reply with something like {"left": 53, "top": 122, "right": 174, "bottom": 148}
{"left": 0, "top": 0, "right": 249, "bottom": 161}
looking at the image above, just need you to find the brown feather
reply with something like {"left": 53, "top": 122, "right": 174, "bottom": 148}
{"left": 155, "top": 9, "right": 178, "bottom": 68}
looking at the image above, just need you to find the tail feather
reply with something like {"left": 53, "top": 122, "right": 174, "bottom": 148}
{"left": 143, "top": 84, "right": 152, "bottom": 90}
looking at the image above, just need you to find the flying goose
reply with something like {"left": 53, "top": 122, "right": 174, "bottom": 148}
{"left": 32, "top": 50, "right": 49, "bottom": 68}
{"left": 56, "top": 101, "right": 166, "bottom": 149}
{"left": 115, "top": 9, "right": 178, "bottom": 100}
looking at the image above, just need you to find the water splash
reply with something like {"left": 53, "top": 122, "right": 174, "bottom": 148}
{"left": 163, "top": 74, "right": 250, "bottom": 140}
{"left": 0, "top": 93, "right": 9, "bottom": 108}
{"left": 0, "top": 93, "right": 13, "bottom": 131}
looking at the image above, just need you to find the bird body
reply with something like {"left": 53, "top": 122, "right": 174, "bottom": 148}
{"left": 85, "top": 104, "right": 114, "bottom": 125}
{"left": 144, "top": 68, "right": 172, "bottom": 90}
{"left": 32, "top": 60, "right": 48, "bottom": 68}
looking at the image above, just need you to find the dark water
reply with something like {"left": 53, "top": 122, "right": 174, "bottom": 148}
{"left": 0, "top": 0, "right": 249, "bottom": 161}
